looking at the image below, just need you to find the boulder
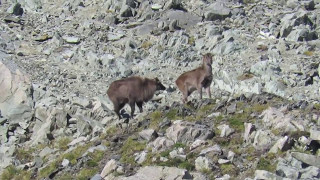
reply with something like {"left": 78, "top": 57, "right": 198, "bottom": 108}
{"left": 148, "top": 137, "right": 175, "bottom": 153}
{"left": 166, "top": 120, "right": 214, "bottom": 143}
{"left": 292, "top": 152, "right": 320, "bottom": 168}
{"left": 115, "top": 166, "right": 192, "bottom": 180}
{"left": 101, "top": 159, "right": 118, "bottom": 178}
{"left": 0, "top": 61, "right": 33, "bottom": 127}
{"left": 195, "top": 156, "right": 214, "bottom": 171}
{"left": 205, "top": 2, "right": 231, "bottom": 21}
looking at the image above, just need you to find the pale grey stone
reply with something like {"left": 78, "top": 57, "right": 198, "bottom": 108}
{"left": 310, "top": 129, "right": 320, "bottom": 140}
{"left": 292, "top": 152, "right": 320, "bottom": 168}
{"left": 148, "top": 137, "right": 175, "bottom": 153}
{"left": 135, "top": 151, "right": 147, "bottom": 164}
{"left": 139, "top": 129, "right": 158, "bottom": 142}
{"left": 195, "top": 156, "right": 213, "bottom": 171}
{"left": 199, "top": 145, "right": 222, "bottom": 156}
{"left": 217, "top": 124, "right": 235, "bottom": 137}
{"left": 101, "top": 159, "right": 118, "bottom": 178}
{"left": 254, "top": 170, "right": 290, "bottom": 180}
{"left": 166, "top": 120, "right": 214, "bottom": 143}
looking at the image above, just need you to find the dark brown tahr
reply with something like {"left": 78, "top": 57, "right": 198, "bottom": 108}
{"left": 107, "top": 76, "right": 166, "bottom": 119}
{"left": 175, "top": 53, "right": 213, "bottom": 103}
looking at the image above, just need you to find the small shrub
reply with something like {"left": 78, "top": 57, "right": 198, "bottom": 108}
{"left": 174, "top": 143, "right": 186, "bottom": 148}
{"left": 303, "top": 51, "right": 313, "bottom": 56}
{"left": 160, "top": 150, "right": 171, "bottom": 157}
{"left": 55, "top": 137, "right": 71, "bottom": 151}
{"left": 188, "top": 36, "right": 195, "bottom": 45}
{"left": 220, "top": 164, "right": 238, "bottom": 176}
{"left": 150, "top": 111, "right": 162, "bottom": 129}
{"left": 256, "top": 154, "right": 277, "bottom": 172}
{"left": 229, "top": 118, "right": 245, "bottom": 132}
{"left": 62, "top": 143, "right": 92, "bottom": 165}
{"left": 14, "top": 148, "right": 34, "bottom": 164}
{"left": 313, "top": 103, "right": 320, "bottom": 110}
{"left": 165, "top": 109, "right": 178, "bottom": 120}
{"left": 179, "top": 161, "right": 195, "bottom": 171}
{"left": 141, "top": 41, "right": 153, "bottom": 49}
{"left": 39, "top": 160, "right": 60, "bottom": 178}
{"left": 237, "top": 73, "right": 254, "bottom": 81}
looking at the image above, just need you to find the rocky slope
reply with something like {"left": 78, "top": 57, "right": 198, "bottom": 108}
{"left": 0, "top": 0, "right": 320, "bottom": 179}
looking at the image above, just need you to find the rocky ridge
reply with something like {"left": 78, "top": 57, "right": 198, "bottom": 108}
{"left": 1, "top": 0, "right": 320, "bottom": 179}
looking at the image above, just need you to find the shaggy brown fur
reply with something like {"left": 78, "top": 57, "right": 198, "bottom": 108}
{"left": 176, "top": 53, "right": 213, "bottom": 103}
{"left": 107, "top": 76, "right": 166, "bottom": 119}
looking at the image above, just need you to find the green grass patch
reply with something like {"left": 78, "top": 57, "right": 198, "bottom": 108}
{"left": 56, "top": 173, "right": 74, "bottom": 180}
{"left": 86, "top": 150, "right": 105, "bottom": 167}
{"left": 188, "top": 36, "right": 195, "bottom": 45}
{"left": 39, "top": 160, "right": 60, "bottom": 178}
{"left": 165, "top": 109, "right": 179, "bottom": 120}
{"left": 141, "top": 41, "right": 153, "bottom": 49}
{"left": 220, "top": 164, "right": 238, "bottom": 176}
{"left": 0, "top": 165, "right": 31, "bottom": 180}
{"left": 62, "top": 143, "right": 92, "bottom": 165}
{"left": 55, "top": 137, "right": 71, "bottom": 151}
{"left": 178, "top": 161, "right": 195, "bottom": 171}
{"left": 174, "top": 143, "right": 186, "bottom": 149}
{"left": 120, "top": 137, "right": 146, "bottom": 165}
{"left": 106, "top": 126, "right": 119, "bottom": 136}
{"left": 150, "top": 111, "right": 163, "bottom": 129}
{"left": 256, "top": 153, "right": 277, "bottom": 172}
{"left": 303, "top": 51, "right": 313, "bottom": 56}
{"left": 228, "top": 117, "right": 245, "bottom": 132}
{"left": 76, "top": 168, "right": 99, "bottom": 180}
{"left": 14, "top": 147, "right": 34, "bottom": 164}
{"left": 314, "top": 103, "right": 320, "bottom": 110}
{"left": 160, "top": 150, "right": 171, "bottom": 157}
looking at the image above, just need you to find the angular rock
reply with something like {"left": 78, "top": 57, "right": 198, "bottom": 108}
{"left": 0, "top": 62, "right": 33, "bottom": 125}
{"left": 199, "top": 145, "right": 222, "bottom": 156}
{"left": 244, "top": 123, "right": 255, "bottom": 143}
{"left": 101, "top": 159, "right": 118, "bottom": 178}
{"left": 253, "top": 130, "right": 274, "bottom": 151}
{"left": 269, "top": 136, "right": 292, "bottom": 153}
{"left": 169, "top": 149, "right": 186, "bottom": 161}
{"left": 115, "top": 166, "right": 192, "bottom": 180}
{"left": 217, "top": 124, "right": 235, "bottom": 137}
{"left": 205, "top": 2, "right": 231, "bottom": 21}
{"left": 62, "top": 36, "right": 81, "bottom": 44}
{"left": 254, "top": 170, "right": 290, "bottom": 180}
{"left": 292, "top": 152, "right": 320, "bottom": 168}
{"left": 166, "top": 120, "right": 214, "bottom": 143}
{"left": 139, "top": 129, "right": 158, "bottom": 142}
{"left": 135, "top": 151, "right": 147, "bottom": 164}
{"left": 310, "top": 129, "right": 320, "bottom": 140}
{"left": 300, "top": 166, "right": 320, "bottom": 179}
{"left": 276, "top": 160, "right": 300, "bottom": 179}
{"left": 195, "top": 156, "right": 213, "bottom": 171}
{"left": 148, "top": 137, "right": 174, "bottom": 153}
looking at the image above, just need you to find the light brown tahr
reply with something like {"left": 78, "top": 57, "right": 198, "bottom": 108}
{"left": 107, "top": 76, "right": 166, "bottom": 119}
{"left": 175, "top": 53, "right": 213, "bottom": 103}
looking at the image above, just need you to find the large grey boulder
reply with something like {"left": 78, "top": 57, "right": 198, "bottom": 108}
{"left": 0, "top": 61, "right": 33, "bottom": 125}
{"left": 115, "top": 166, "right": 193, "bottom": 180}
{"left": 0, "top": 62, "right": 33, "bottom": 144}
{"left": 292, "top": 152, "right": 320, "bottom": 168}
{"left": 166, "top": 120, "right": 214, "bottom": 143}
{"left": 195, "top": 156, "right": 214, "bottom": 171}
{"left": 205, "top": 2, "right": 231, "bottom": 21}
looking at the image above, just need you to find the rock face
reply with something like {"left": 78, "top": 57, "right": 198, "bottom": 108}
{"left": 0, "top": 61, "right": 33, "bottom": 145}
